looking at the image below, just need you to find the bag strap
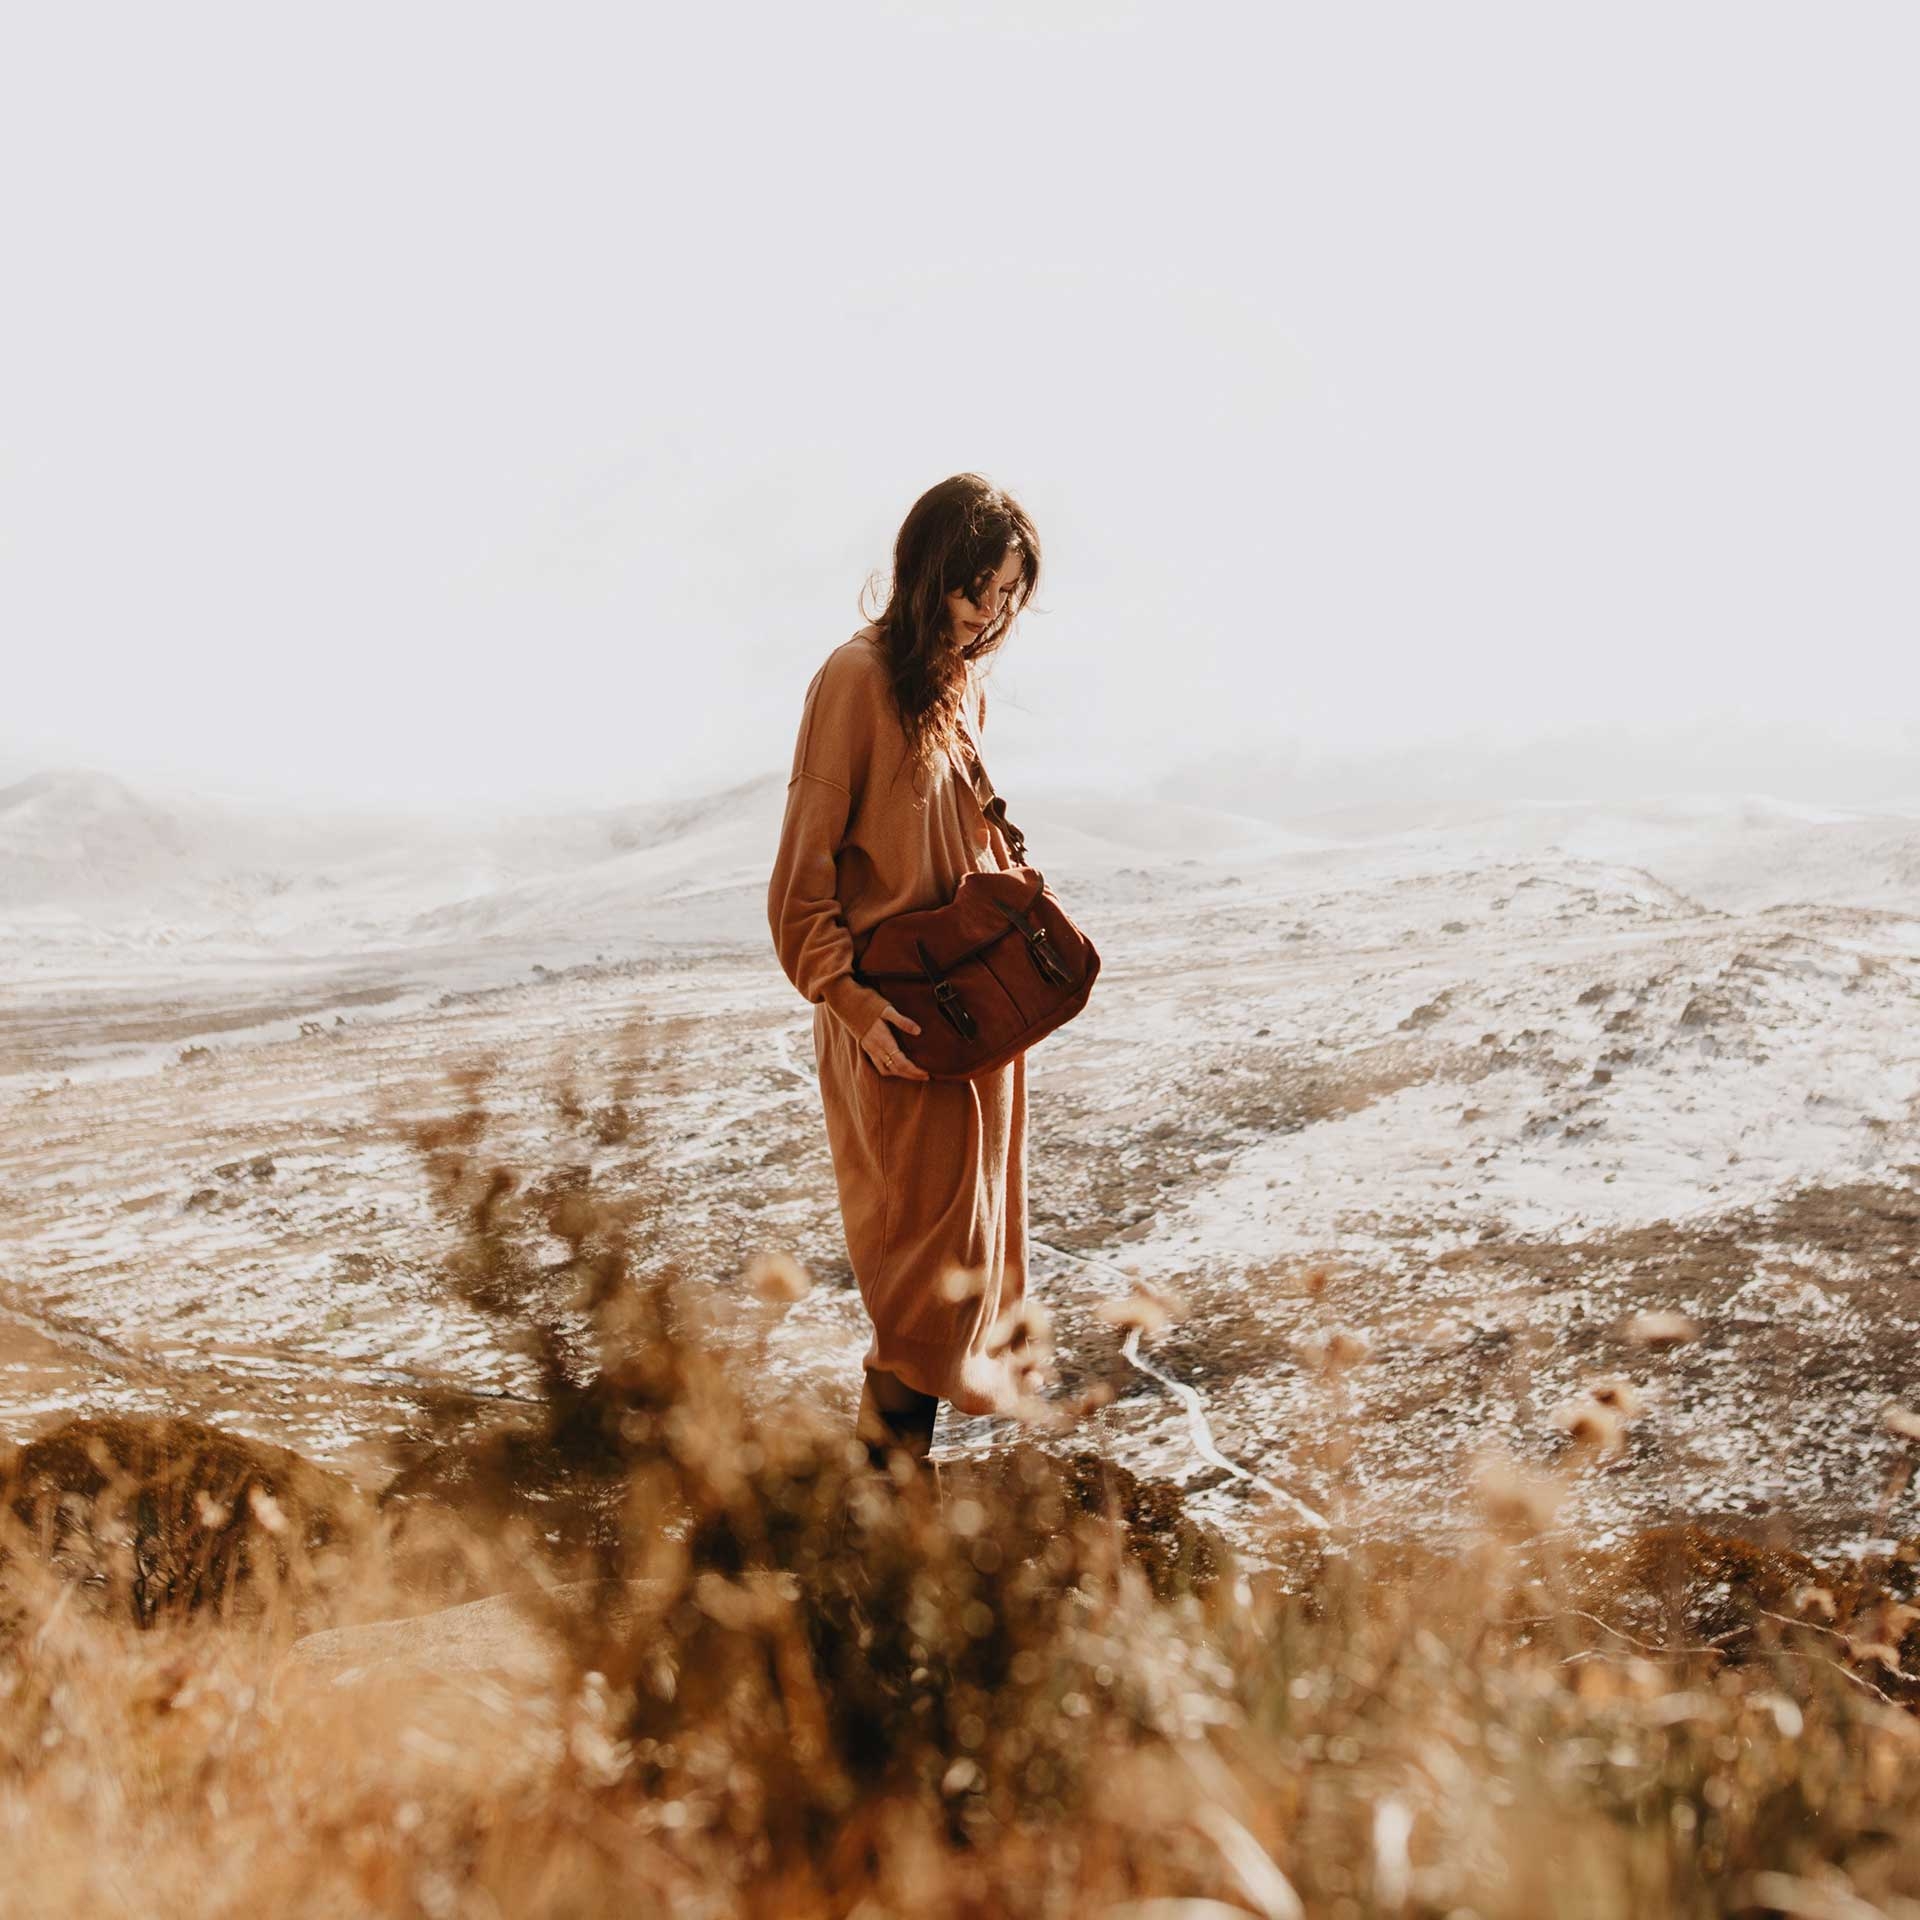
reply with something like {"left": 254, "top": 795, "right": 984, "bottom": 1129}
{"left": 953, "top": 709, "right": 1030, "bottom": 867}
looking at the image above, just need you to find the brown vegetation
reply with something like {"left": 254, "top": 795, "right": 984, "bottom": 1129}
{"left": 4, "top": 1062, "right": 1920, "bottom": 1916}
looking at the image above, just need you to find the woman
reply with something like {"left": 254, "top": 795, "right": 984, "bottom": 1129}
{"left": 767, "top": 474, "right": 1042, "bottom": 1472}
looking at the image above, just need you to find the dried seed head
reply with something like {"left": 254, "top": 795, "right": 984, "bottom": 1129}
{"left": 1470, "top": 1453, "right": 1565, "bottom": 1540}
{"left": 1096, "top": 1292, "right": 1167, "bottom": 1336}
{"left": 1095, "top": 1283, "right": 1187, "bottom": 1336}
{"left": 193, "top": 1490, "right": 230, "bottom": 1529}
{"left": 1846, "top": 1637, "right": 1903, "bottom": 1673}
{"left": 986, "top": 1299, "right": 1054, "bottom": 1362}
{"left": 745, "top": 1249, "right": 812, "bottom": 1305}
{"left": 1302, "top": 1326, "right": 1372, "bottom": 1373}
{"left": 939, "top": 1264, "right": 988, "bottom": 1303}
{"left": 1880, "top": 1602, "right": 1920, "bottom": 1642}
{"left": 1008, "top": 1389, "right": 1068, "bottom": 1432}
{"left": 1550, "top": 1396, "right": 1626, "bottom": 1458}
{"left": 1791, "top": 1585, "right": 1837, "bottom": 1622}
{"left": 1626, "top": 1309, "right": 1699, "bottom": 1350}
{"left": 691, "top": 1569, "right": 797, "bottom": 1633}
{"left": 247, "top": 1486, "right": 288, "bottom": 1536}
{"left": 1882, "top": 1404, "right": 1920, "bottom": 1444}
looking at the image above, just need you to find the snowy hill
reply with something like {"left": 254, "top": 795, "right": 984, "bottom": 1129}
{"left": 1327, "top": 794, "right": 1920, "bottom": 915}
{"left": 7, "top": 761, "right": 1918, "bottom": 968}
{"left": 0, "top": 766, "right": 799, "bottom": 956}
{"left": 0, "top": 769, "right": 201, "bottom": 904}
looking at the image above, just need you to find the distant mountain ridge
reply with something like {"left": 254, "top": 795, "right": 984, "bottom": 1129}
{"left": 0, "top": 764, "right": 824, "bottom": 955}
{"left": 4, "top": 761, "right": 1918, "bottom": 961}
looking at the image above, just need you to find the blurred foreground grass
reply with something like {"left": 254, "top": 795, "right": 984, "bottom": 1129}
{"left": 3, "top": 1055, "right": 1919, "bottom": 1919}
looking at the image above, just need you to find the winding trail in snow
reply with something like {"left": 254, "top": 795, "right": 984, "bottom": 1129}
{"left": 1029, "top": 1235, "right": 1330, "bottom": 1530}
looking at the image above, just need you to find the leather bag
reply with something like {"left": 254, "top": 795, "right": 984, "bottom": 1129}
{"left": 850, "top": 724, "right": 1101, "bottom": 1081}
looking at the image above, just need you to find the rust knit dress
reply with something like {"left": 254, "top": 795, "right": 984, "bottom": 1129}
{"left": 767, "top": 625, "right": 1030, "bottom": 1416}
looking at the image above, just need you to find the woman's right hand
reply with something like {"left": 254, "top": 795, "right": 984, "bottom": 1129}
{"left": 861, "top": 1004, "right": 929, "bottom": 1080}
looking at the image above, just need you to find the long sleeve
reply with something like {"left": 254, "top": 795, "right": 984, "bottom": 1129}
{"left": 767, "top": 650, "right": 894, "bottom": 1040}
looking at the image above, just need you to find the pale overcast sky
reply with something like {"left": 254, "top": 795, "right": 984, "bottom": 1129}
{"left": 3, "top": 3, "right": 1915, "bottom": 813}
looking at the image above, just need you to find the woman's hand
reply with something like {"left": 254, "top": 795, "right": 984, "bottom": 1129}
{"left": 861, "top": 1005, "right": 929, "bottom": 1080}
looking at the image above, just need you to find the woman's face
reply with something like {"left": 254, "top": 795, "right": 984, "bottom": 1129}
{"left": 943, "top": 547, "right": 1023, "bottom": 645}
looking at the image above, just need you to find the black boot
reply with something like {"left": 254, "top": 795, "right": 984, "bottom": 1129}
{"left": 856, "top": 1367, "right": 938, "bottom": 1473}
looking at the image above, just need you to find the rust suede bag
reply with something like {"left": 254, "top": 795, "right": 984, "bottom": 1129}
{"left": 849, "top": 727, "right": 1101, "bottom": 1081}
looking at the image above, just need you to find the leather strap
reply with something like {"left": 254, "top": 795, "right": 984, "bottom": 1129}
{"left": 953, "top": 711, "right": 1030, "bottom": 866}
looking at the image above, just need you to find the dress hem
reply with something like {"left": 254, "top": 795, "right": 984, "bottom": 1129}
{"left": 863, "top": 1328, "right": 1027, "bottom": 1417}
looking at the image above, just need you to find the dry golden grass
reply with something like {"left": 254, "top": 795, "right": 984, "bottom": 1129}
{"left": 4, "top": 1055, "right": 1920, "bottom": 1918}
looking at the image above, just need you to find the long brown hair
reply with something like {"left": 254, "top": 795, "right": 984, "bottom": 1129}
{"left": 859, "top": 473, "right": 1041, "bottom": 775}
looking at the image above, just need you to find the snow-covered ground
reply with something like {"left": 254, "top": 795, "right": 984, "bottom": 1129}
{"left": 3, "top": 765, "right": 1918, "bottom": 1567}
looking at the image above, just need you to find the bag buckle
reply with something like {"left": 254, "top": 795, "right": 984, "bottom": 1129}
{"left": 916, "top": 937, "right": 978, "bottom": 1040}
{"left": 992, "top": 897, "right": 1073, "bottom": 987}
{"left": 1025, "top": 926, "right": 1072, "bottom": 988}
{"left": 932, "top": 978, "right": 977, "bottom": 1038}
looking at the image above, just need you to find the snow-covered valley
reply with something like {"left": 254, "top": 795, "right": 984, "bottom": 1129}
{"left": 4, "top": 765, "right": 1919, "bottom": 1567}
